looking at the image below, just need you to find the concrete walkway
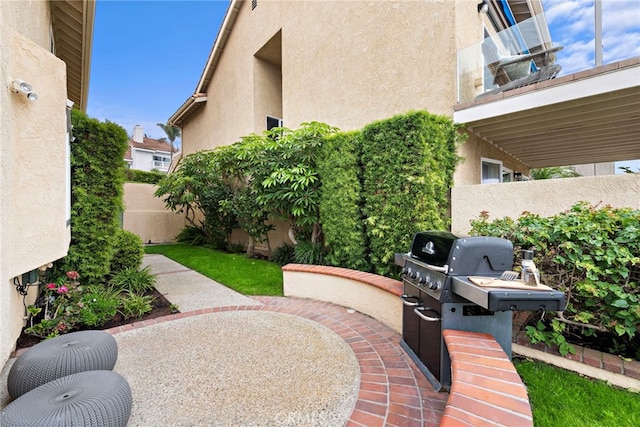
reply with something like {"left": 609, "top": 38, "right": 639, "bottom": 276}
{"left": 2, "top": 255, "right": 447, "bottom": 426}
{"left": 142, "top": 254, "right": 261, "bottom": 311}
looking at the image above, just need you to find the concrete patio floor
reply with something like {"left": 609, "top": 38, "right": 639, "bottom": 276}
{"left": 1, "top": 255, "right": 447, "bottom": 426}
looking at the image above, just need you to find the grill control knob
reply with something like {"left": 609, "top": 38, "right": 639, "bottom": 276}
{"left": 409, "top": 270, "right": 418, "bottom": 279}
{"left": 418, "top": 276, "right": 427, "bottom": 285}
{"left": 401, "top": 267, "right": 410, "bottom": 275}
{"left": 428, "top": 281, "right": 439, "bottom": 291}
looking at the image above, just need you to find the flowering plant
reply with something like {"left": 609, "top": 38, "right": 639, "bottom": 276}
{"left": 25, "top": 272, "right": 83, "bottom": 338}
{"left": 24, "top": 267, "right": 156, "bottom": 339}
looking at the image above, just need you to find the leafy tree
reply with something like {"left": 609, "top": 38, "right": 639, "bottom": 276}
{"left": 531, "top": 166, "right": 580, "bottom": 180}
{"left": 155, "top": 150, "right": 236, "bottom": 248}
{"left": 156, "top": 122, "right": 181, "bottom": 156}
{"left": 238, "top": 122, "right": 338, "bottom": 245}
{"left": 211, "top": 143, "right": 272, "bottom": 256}
{"left": 618, "top": 166, "right": 639, "bottom": 174}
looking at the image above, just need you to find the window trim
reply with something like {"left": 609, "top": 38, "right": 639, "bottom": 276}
{"left": 266, "top": 115, "right": 283, "bottom": 131}
{"left": 481, "top": 157, "right": 503, "bottom": 184}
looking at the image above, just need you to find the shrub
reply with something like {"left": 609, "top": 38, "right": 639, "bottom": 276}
{"left": 79, "top": 285, "right": 121, "bottom": 327}
{"left": 294, "top": 241, "right": 324, "bottom": 265}
{"left": 360, "top": 111, "right": 463, "bottom": 276}
{"left": 124, "top": 169, "right": 165, "bottom": 184}
{"left": 120, "top": 293, "right": 155, "bottom": 320}
{"left": 271, "top": 243, "right": 296, "bottom": 266}
{"left": 110, "top": 229, "right": 145, "bottom": 274}
{"left": 226, "top": 242, "right": 246, "bottom": 254}
{"left": 176, "top": 225, "right": 209, "bottom": 246}
{"left": 318, "top": 131, "right": 370, "bottom": 271}
{"left": 59, "top": 110, "right": 129, "bottom": 283}
{"left": 470, "top": 202, "right": 640, "bottom": 358}
{"left": 109, "top": 267, "right": 157, "bottom": 295}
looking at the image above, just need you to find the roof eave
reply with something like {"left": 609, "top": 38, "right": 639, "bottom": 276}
{"left": 168, "top": 0, "right": 241, "bottom": 126}
{"left": 50, "top": 0, "right": 96, "bottom": 111}
{"left": 168, "top": 93, "right": 208, "bottom": 127}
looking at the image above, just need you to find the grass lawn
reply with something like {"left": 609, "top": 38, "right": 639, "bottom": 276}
{"left": 515, "top": 359, "right": 640, "bottom": 427}
{"left": 145, "top": 244, "right": 283, "bottom": 296}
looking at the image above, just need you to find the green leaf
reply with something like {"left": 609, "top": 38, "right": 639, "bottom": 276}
{"left": 611, "top": 299, "right": 629, "bottom": 308}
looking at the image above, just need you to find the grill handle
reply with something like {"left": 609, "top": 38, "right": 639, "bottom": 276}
{"left": 414, "top": 307, "right": 441, "bottom": 322}
{"left": 400, "top": 295, "right": 421, "bottom": 307}
{"left": 419, "top": 262, "right": 448, "bottom": 274}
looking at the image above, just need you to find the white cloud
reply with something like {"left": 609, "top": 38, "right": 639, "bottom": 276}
{"left": 542, "top": 0, "right": 640, "bottom": 74}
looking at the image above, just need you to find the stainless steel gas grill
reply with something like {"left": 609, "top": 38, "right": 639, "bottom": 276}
{"left": 395, "top": 231, "right": 566, "bottom": 391}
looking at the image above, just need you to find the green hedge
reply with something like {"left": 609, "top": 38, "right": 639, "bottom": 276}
{"left": 318, "top": 131, "right": 369, "bottom": 271}
{"left": 124, "top": 169, "right": 165, "bottom": 184}
{"left": 360, "top": 111, "right": 462, "bottom": 276}
{"left": 60, "top": 111, "right": 129, "bottom": 283}
{"left": 470, "top": 202, "right": 640, "bottom": 359}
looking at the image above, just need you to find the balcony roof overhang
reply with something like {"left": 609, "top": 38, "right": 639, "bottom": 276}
{"left": 454, "top": 57, "right": 640, "bottom": 169}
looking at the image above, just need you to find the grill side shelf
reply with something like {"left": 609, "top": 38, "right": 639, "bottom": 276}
{"left": 451, "top": 277, "right": 566, "bottom": 312}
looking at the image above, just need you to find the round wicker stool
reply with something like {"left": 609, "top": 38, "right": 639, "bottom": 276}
{"left": 0, "top": 370, "right": 132, "bottom": 427}
{"left": 8, "top": 330, "right": 118, "bottom": 399}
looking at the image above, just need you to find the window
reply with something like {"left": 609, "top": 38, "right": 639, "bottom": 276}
{"left": 482, "top": 158, "right": 516, "bottom": 184}
{"left": 481, "top": 158, "right": 502, "bottom": 184}
{"left": 153, "top": 155, "right": 171, "bottom": 163}
{"left": 252, "top": 0, "right": 257, "bottom": 10}
{"left": 266, "top": 116, "right": 283, "bottom": 131}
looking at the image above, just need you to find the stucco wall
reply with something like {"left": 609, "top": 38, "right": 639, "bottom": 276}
{"left": 454, "top": 133, "right": 531, "bottom": 186}
{"left": 123, "top": 183, "right": 187, "bottom": 244}
{"left": 181, "top": 0, "right": 525, "bottom": 183}
{"left": 451, "top": 174, "right": 640, "bottom": 234}
{"left": 1, "top": 7, "right": 70, "bottom": 364}
{"left": 283, "top": 270, "right": 402, "bottom": 333}
{"left": 182, "top": 0, "right": 464, "bottom": 156}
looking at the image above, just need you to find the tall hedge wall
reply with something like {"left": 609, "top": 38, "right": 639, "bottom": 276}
{"left": 318, "top": 111, "right": 463, "bottom": 276}
{"left": 318, "top": 131, "right": 370, "bottom": 271}
{"left": 60, "top": 110, "right": 129, "bottom": 283}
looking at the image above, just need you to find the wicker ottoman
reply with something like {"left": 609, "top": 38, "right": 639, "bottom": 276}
{"left": 0, "top": 370, "right": 132, "bottom": 427}
{"left": 8, "top": 330, "right": 118, "bottom": 399}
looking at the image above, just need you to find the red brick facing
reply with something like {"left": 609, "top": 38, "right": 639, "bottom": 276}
{"left": 440, "top": 330, "right": 533, "bottom": 427}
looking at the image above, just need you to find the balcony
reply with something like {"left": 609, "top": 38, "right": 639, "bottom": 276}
{"left": 152, "top": 160, "right": 170, "bottom": 172}
{"left": 455, "top": 0, "right": 640, "bottom": 169}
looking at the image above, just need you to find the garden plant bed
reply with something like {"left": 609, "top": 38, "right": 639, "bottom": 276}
{"left": 15, "top": 288, "right": 175, "bottom": 352}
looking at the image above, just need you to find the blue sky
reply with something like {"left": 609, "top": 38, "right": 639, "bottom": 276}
{"left": 87, "top": 0, "right": 228, "bottom": 141}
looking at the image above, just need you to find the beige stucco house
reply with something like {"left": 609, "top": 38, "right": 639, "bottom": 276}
{"left": 164, "top": 0, "right": 638, "bottom": 243}
{"left": 0, "top": 0, "right": 95, "bottom": 366}
{"left": 170, "top": 0, "right": 533, "bottom": 183}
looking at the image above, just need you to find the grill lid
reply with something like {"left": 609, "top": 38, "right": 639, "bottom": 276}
{"left": 409, "top": 231, "right": 459, "bottom": 266}
{"left": 409, "top": 231, "right": 514, "bottom": 276}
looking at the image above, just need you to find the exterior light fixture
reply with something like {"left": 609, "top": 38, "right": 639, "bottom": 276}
{"left": 12, "top": 79, "right": 38, "bottom": 102}
{"left": 478, "top": 0, "right": 489, "bottom": 13}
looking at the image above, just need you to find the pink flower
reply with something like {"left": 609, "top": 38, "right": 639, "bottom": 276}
{"left": 57, "top": 286, "right": 68, "bottom": 294}
{"left": 46, "top": 283, "right": 57, "bottom": 290}
{"left": 66, "top": 271, "right": 80, "bottom": 280}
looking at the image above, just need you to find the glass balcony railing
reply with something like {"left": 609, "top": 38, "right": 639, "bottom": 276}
{"left": 457, "top": 0, "right": 640, "bottom": 104}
